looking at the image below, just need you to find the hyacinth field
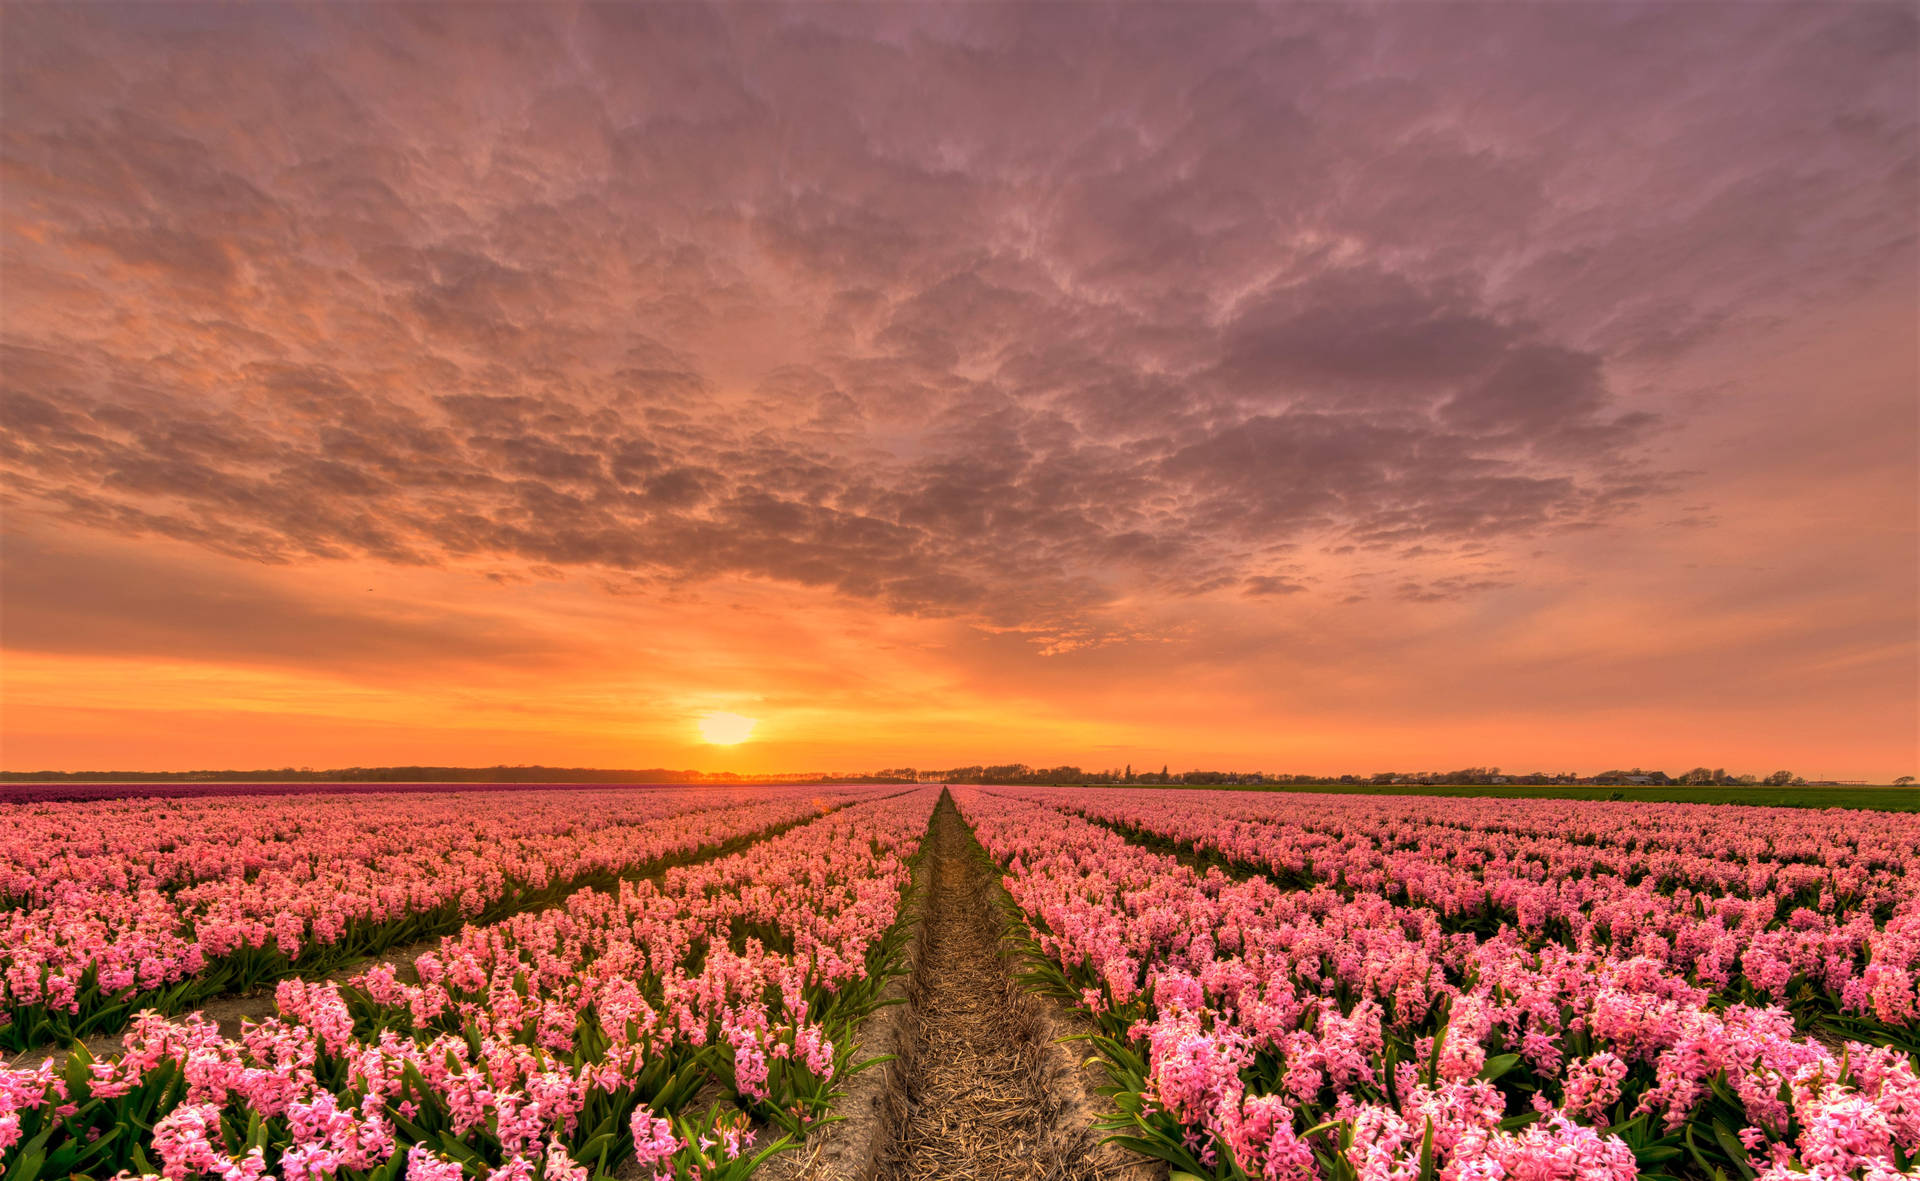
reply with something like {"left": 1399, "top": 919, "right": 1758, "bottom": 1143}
{"left": 2, "top": 785, "right": 1916, "bottom": 1181}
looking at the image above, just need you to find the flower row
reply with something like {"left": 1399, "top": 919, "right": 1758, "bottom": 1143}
{"left": 1040, "top": 787, "right": 1919, "bottom": 1039}
{"left": 2, "top": 786, "right": 874, "bottom": 1049}
{"left": 2, "top": 786, "right": 939, "bottom": 1180}
{"left": 954, "top": 787, "right": 1920, "bottom": 1181}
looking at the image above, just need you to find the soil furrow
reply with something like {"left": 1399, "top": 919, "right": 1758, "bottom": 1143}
{"left": 872, "top": 793, "right": 1155, "bottom": 1181}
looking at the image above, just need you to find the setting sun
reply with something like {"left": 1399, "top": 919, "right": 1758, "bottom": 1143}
{"left": 696, "top": 711, "right": 759, "bottom": 746}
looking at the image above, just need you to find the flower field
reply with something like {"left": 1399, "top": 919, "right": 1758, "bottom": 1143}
{"left": 953, "top": 787, "right": 1920, "bottom": 1181}
{"left": 0, "top": 786, "right": 891, "bottom": 1052}
{"left": 2, "top": 785, "right": 937, "bottom": 1179}
{"left": 1049, "top": 788, "right": 1920, "bottom": 1046}
{"left": 1, "top": 782, "right": 1914, "bottom": 1180}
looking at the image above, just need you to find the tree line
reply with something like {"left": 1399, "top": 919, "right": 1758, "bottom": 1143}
{"left": 915, "top": 764, "right": 1899, "bottom": 788}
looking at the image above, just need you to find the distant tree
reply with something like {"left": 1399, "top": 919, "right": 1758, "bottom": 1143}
{"left": 1764, "top": 770, "right": 1795, "bottom": 787}
{"left": 1124, "top": 763, "right": 1133, "bottom": 783}
{"left": 1681, "top": 766, "right": 1715, "bottom": 785}
{"left": 1895, "top": 775, "right": 1914, "bottom": 786}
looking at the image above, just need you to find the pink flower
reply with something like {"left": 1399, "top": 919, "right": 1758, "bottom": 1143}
{"left": 403, "top": 1145, "right": 466, "bottom": 1181}
{"left": 629, "top": 1107, "right": 680, "bottom": 1178}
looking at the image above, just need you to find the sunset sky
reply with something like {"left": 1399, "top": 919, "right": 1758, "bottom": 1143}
{"left": 2, "top": 3, "right": 1914, "bottom": 778}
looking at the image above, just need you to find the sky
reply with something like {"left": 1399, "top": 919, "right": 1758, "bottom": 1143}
{"left": 1, "top": 3, "right": 1915, "bottom": 779}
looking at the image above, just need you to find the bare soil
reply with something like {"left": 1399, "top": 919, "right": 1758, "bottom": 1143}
{"left": 865, "top": 794, "right": 1156, "bottom": 1181}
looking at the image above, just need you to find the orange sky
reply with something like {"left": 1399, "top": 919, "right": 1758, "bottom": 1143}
{"left": 2, "top": 5, "right": 1915, "bottom": 779}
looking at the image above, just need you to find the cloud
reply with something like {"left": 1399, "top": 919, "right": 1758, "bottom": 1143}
{"left": 0, "top": 529, "right": 563, "bottom": 674}
{"left": 0, "top": 0, "right": 1911, "bottom": 651}
{"left": 1243, "top": 576, "right": 1307, "bottom": 598}
{"left": 1395, "top": 577, "right": 1516, "bottom": 604}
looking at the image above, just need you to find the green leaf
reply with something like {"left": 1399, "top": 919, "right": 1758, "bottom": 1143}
{"left": 1712, "top": 1122, "right": 1757, "bottom": 1180}
{"left": 741, "top": 1133, "right": 796, "bottom": 1170}
{"left": 434, "top": 1131, "right": 485, "bottom": 1166}
{"left": 576, "top": 1131, "right": 615, "bottom": 1162}
{"left": 1478, "top": 1053, "right": 1522, "bottom": 1083}
{"left": 1684, "top": 1126, "right": 1730, "bottom": 1181}
{"left": 1424, "top": 1024, "right": 1448, "bottom": 1087}
{"left": 8, "top": 1131, "right": 49, "bottom": 1181}
{"left": 1101, "top": 1132, "right": 1189, "bottom": 1165}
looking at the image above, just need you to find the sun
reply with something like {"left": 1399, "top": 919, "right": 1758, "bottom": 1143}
{"left": 696, "top": 711, "right": 759, "bottom": 745}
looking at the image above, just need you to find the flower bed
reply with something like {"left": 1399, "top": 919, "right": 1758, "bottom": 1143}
{"left": 1046, "top": 787, "right": 1920, "bottom": 1049}
{"left": 0, "top": 787, "right": 938, "bottom": 1179}
{"left": 1, "top": 786, "right": 875, "bottom": 1049}
{"left": 955, "top": 787, "right": 1920, "bottom": 1181}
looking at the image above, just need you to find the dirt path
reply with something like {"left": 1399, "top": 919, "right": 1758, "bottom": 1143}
{"left": 874, "top": 794, "right": 1147, "bottom": 1181}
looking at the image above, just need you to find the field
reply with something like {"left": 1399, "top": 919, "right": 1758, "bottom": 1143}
{"left": 2, "top": 785, "right": 1916, "bottom": 1180}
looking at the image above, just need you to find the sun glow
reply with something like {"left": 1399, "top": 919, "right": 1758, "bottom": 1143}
{"left": 696, "top": 711, "right": 759, "bottom": 745}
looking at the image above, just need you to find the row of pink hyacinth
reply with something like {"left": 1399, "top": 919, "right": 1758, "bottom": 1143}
{"left": 1044, "top": 787, "right": 1920, "bottom": 1032}
{"left": 1058, "top": 788, "right": 1918, "bottom": 910}
{"left": 952, "top": 787, "right": 1920, "bottom": 1181}
{"left": 1, "top": 786, "right": 938, "bottom": 1180}
{"left": 1, "top": 785, "right": 875, "bottom": 1045}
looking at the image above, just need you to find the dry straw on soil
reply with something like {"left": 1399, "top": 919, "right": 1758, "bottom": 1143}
{"left": 774, "top": 793, "right": 1159, "bottom": 1181}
